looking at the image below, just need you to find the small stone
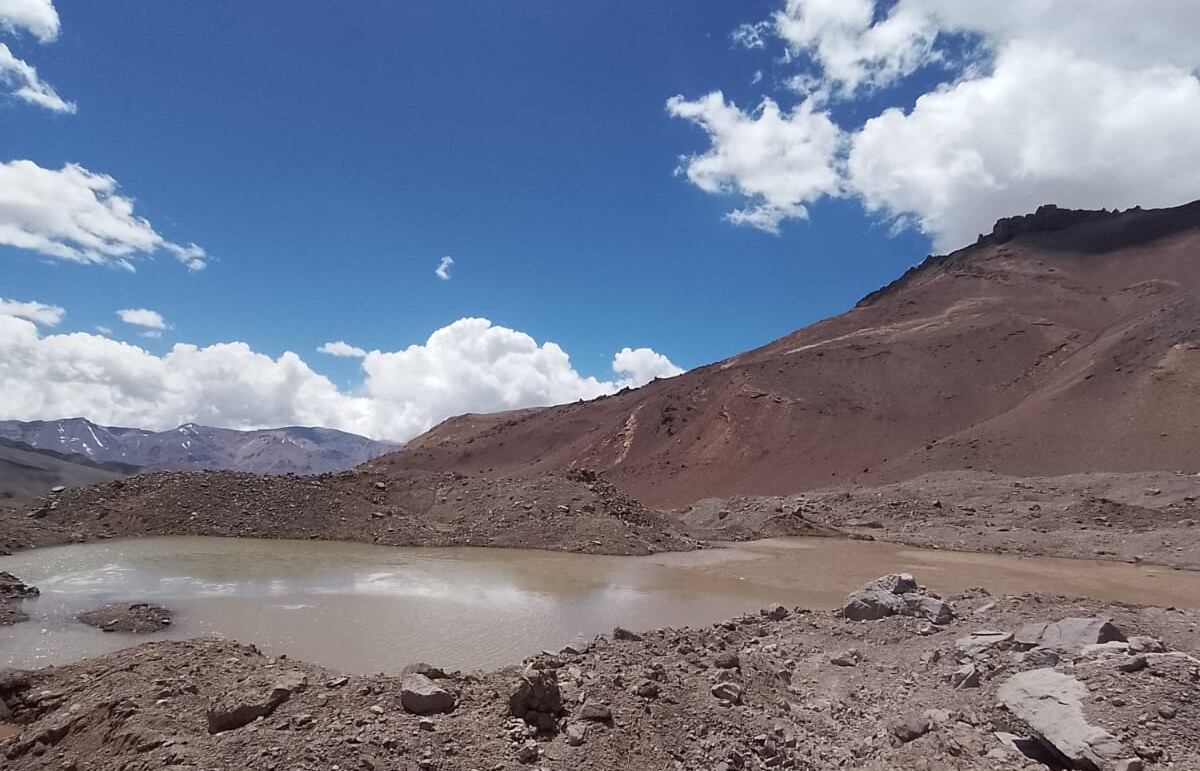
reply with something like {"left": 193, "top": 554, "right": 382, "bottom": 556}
{"left": 578, "top": 702, "right": 611, "bottom": 722}
{"left": 1117, "top": 656, "right": 1148, "bottom": 673}
{"left": 1157, "top": 704, "right": 1176, "bottom": 719}
{"left": 830, "top": 649, "right": 861, "bottom": 667}
{"left": 890, "top": 714, "right": 931, "bottom": 743}
{"left": 565, "top": 722, "right": 587, "bottom": 746}
{"left": 635, "top": 681, "right": 660, "bottom": 699}
{"left": 612, "top": 626, "right": 642, "bottom": 641}
{"left": 762, "top": 604, "right": 789, "bottom": 621}
{"left": 400, "top": 674, "right": 456, "bottom": 715}
{"left": 951, "top": 663, "right": 981, "bottom": 689}
{"left": 325, "top": 676, "right": 350, "bottom": 689}
{"left": 710, "top": 682, "right": 742, "bottom": 704}
{"left": 714, "top": 652, "right": 740, "bottom": 670}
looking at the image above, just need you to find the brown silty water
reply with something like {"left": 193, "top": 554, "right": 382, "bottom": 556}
{"left": 2, "top": 535, "right": 1197, "bottom": 674}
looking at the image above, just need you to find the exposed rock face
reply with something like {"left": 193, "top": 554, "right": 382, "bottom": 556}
{"left": 207, "top": 673, "right": 307, "bottom": 734}
{"left": 1015, "top": 617, "right": 1126, "bottom": 653}
{"left": 0, "top": 572, "right": 38, "bottom": 626}
{"left": 77, "top": 603, "right": 173, "bottom": 633}
{"left": 508, "top": 668, "right": 562, "bottom": 725}
{"left": 998, "top": 668, "right": 1125, "bottom": 770}
{"left": 842, "top": 574, "right": 957, "bottom": 625}
{"left": 400, "top": 674, "right": 455, "bottom": 715}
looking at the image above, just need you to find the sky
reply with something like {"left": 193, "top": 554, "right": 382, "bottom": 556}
{"left": 2, "top": 0, "right": 1199, "bottom": 442}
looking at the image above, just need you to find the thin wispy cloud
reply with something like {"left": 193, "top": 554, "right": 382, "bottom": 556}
{"left": 117, "top": 308, "right": 167, "bottom": 330}
{"left": 435, "top": 255, "right": 454, "bottom": 281}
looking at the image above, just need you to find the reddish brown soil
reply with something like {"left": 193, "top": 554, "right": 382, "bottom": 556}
{"left": 380, "top": 202, "right": 1200, "bottom": 508}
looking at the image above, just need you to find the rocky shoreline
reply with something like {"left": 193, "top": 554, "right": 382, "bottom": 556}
{"left": 1, "top": 575, "right": 1197, "bottom": 770}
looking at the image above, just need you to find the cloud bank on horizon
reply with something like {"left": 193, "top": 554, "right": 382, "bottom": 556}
{"left": 0, "top": 308, "right": 684, "bottom": 442}
{"left": 669, "top": 0, "right": 1200, "bottom": 251}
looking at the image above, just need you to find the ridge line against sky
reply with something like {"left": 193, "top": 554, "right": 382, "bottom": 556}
{"left": 2, "top": 0, "right": 1200, "bottom": 441}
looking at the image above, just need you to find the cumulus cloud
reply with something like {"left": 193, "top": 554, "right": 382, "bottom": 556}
{"left": 318, "top": 340, "right": 367, "bottom": 358}
{"left": 0, "top": 296, "right": 62, "bottom": 325}
{"left": 435, "top": 255, "right": 454, "bottom": 280}
{"left": 0, "top": 314, "right": 684, "bottom": 442}
{"left": 666, "top": 92, "right": 842, "bottom": 233}
{"left": 0, "top": 0, "right": 60, "bottom": 42}
{"left": 0, "top": 0, "right": 71, "bottom": 112}
{"left": 0, "top": 160, "right": 207, "bottom": 270}
{"left": 670, "top": 1, "right": 1200, "bottom": 249}
{"left": 612, "top": 347, "right": 685, "bottom": 388}
{"left": 117, "top": 308, "right": 167, "bottom": 330}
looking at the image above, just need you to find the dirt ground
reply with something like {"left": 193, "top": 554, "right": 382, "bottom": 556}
{"left": 683, "top": 470, "right": 1200, "bottom": 570}
{"left": 2, "top": 584, "right": 1198, "bottom": 770}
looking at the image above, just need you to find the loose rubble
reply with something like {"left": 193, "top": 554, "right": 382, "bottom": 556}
{"left": 1, "top": 577, "right": 1197, "bottom": 770}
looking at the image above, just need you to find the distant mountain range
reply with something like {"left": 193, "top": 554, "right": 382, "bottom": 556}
{"left": 0, "top": 436, "right": 137, "bottom": 502}
{"left": 0, "top": 418, "right": 397, "bottom": 478}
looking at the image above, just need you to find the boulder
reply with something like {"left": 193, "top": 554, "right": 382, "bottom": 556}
{"left": 508, "top": 667, "right": 563, "bottom": 721}
{"left": 863, "top": 573, "right": 919, "bottom": 594}
{"left": 842, "top": 589, "right": 905, "bottom": 621}
{"left": 400, "top": 674, "right": 455, "bottom": 715}
{"left": 1014, "top": 617, "right": 1125, "bottom": 653}
{"left": 956, "top": 631, "right": 1014, "bottom": 658}
{"left": 902, "top": 594, "right": 954, "bottom": 625}
{"left": 77, "top": 603, "right": 173, "bottom": 633}
{"left": 998, "top": 669, "right": 1124, "bottom": 770}
{"left": 207, "top": 673, "right": 307, "bottom": 734}
{"left": 401, "top": 662, "right": 448, "bottom": 679}
{"left": 713, "top": 652, "right": 740, "bottom": 670}
{"left": 578, "top": 702, "right": 611, "bottom": 722}
{"left": 890, "top": 714, "right": 931, "bottom": 743}
{"left": 565, "top": 722, "right": 588, "bottom": 746}
{"left": 762, "top": 604, "right": 789, "bottom": 621}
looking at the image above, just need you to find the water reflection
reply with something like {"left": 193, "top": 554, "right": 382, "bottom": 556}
{"left": 0, "top": 536, "right": 1195, "bottom": 674}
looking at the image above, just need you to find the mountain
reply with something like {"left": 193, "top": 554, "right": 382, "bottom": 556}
{"left": 0, "top": 437, "right": 137, "bottom": 502}
{"left": 376, "top": 201, "right": 1200, "bottom": 508}
{"left": 0, "top": 418, "right": 397, "bottom": 476}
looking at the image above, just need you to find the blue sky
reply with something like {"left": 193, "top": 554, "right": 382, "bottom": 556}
{"left": 4, "top": 1, "right": 929, "bottom": 380}
{"left": 2, "top": 1, "right": 1197, "bottom": 439}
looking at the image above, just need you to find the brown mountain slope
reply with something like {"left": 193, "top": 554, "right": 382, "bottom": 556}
{"left": 377, "top": 201, "right": 1200, "bottom": 508}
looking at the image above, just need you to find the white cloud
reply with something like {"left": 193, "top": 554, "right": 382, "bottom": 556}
{"left": 435, "top": 255, "right": 454, "bottom": 280}
{"left": 0, "top": 314, "right": 684, "bottom": 442}
{"left": 0, "top": 0, "right": 70, "bottom": 112}
{"left": 0, "top": 160, "right": 206, "bottom": 270}
{"left": 848, "top": 42, "right": 1200, "bottom": 251}
{"left": 117, "top": 308, "right": 167, "bottom": 330}
{"left": 318, "top": 340, "right": 367, "bottom": 358}
{"left": 672, "top": 1, "right": 1200, "bottom": 247}
{"left": 0, "top": 0, "right": 60, "bottom": 42}
{"left": 665, "top": 91, "right": 842, "bottom": 233}
{"left": 612, "top": 347, "right": 685, "bottom": 388}
{"left": 0, "top": 296, "right": 62, "bottom": 326}
{"left": 732, "top": 21, "right": 771, "bottom": 50}
{"left": 0, "top": 42, "right": 73, "bottom": 112}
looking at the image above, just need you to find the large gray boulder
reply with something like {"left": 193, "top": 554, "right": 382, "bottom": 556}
{"left": 998, "top": 669, "right": 1124, "bottom": 770}
{"left": 843, "top": 589, "right": 906, "bottom": 620}
{"left": 207, "top": 672, "right": 307, "bottom": 734}
{"left": 1015, "top": 617, "right": 1125, "bottom": 653}
{"left": 400, "top": 673, "right": 456, "bottom": 715}
{"left": 842, "top": 574, "right": 955, "bottom": 624}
